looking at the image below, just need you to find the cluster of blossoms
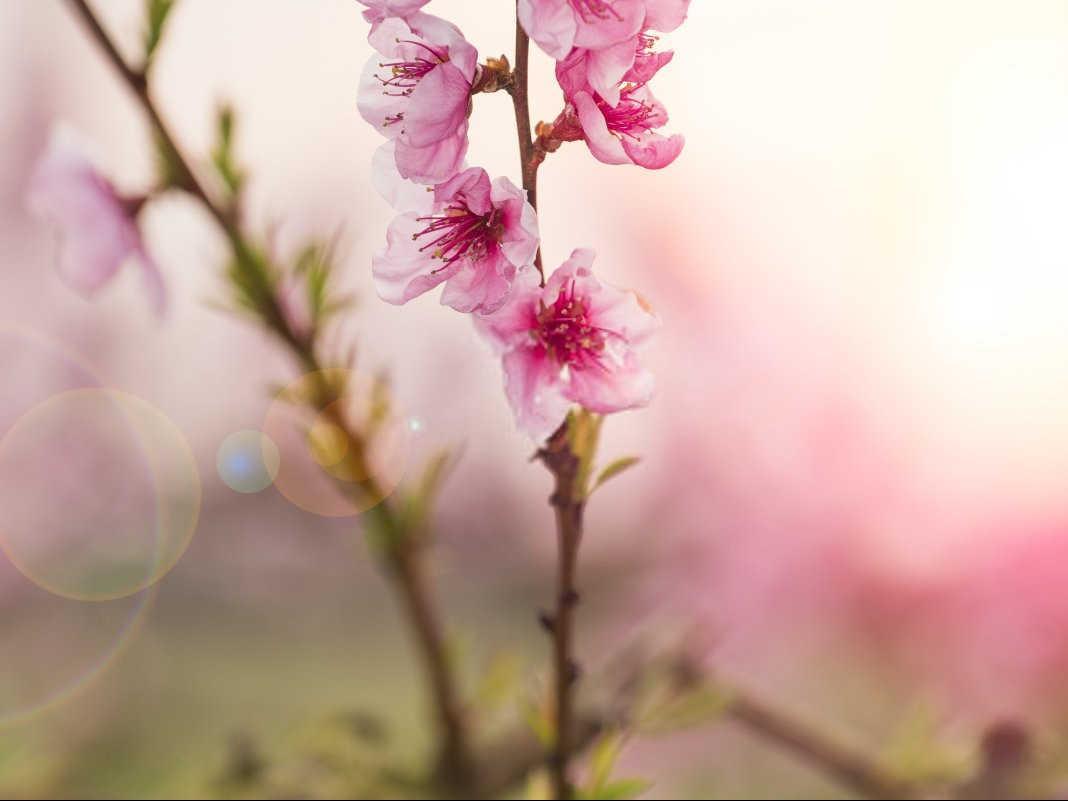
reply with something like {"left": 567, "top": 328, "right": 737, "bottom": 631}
{"left": 357, "top": 0, "right": 689, "bottom": 438}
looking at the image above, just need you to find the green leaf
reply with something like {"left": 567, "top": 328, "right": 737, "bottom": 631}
{"left": 143, "top": 0, "right": 176, "bottom": 64}
{"left": 594, "top": 778, "right": 652, "bottom": 800}
{"left": 212, "top": 103, "right": 245, "bottom": 197}
{"left": 566, "top": 409, "right": 602, "bottom": 497}
{"left": 522, "top": 700, "right": 555, "bottom": 749}
{"left": 586, "top": 731, "right": 625, "bottom": 796}
{"left": 475, "top": 651, "right": 521, "bottom": 711}
{"left": 591, "top": 456, "right": 641, "bottom": 494}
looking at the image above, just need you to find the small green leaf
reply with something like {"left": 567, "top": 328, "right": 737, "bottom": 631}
{"left": 212, "top": 103, "right": 246, "bottom": 197}
{"left": 566, "top": 409, "right": 602, "bottom": 497}
{"left": 591, "top": 456, "right": 641, "bottom": 494}
{"left": 522, "top": 700, "right": 554, "bottom": 749}
{"left": 143, "top": 0, "right": 176, "bottom": 64}
{"left": 587, "top": 731, "right": 625, "bottom": 796}
{"left": 476, "top": 651, "right": 521, "bottom": 711}
{"left": 595, "top": 778, "right": 652, "bottom": 800}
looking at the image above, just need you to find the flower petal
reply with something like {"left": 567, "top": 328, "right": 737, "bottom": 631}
{"left": 643, "top": 0, "right": 691, "bottom": 32}
{"left": 395, "top": 121, "right": 469, "bottom": 184}
{"left": 372, "top": 212, "right": 458, "bottom": 304}
{"left": 564, "top": 350, "right": 655, "bottom": 414}
{"left": 502, "top": 346, "right": 570, "bottom": 440}
{"left": 574, "top": 92, "right": 629, "bottom": 165}
{"left": 402, "top": 62, "right": 472, "bottom": 149}
{"left": 371, "top": 141, "right": 435, "bottom": 214}
{"left": 518, "top": 0, "right": 578, "bottom": 61}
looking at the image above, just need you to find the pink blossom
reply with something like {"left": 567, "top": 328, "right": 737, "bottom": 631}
{"left": 477, "top": 249, "right": 658, "bottom": 439}
{"left": 357, "top": 15, "right": 478, "bottom": 184}
{"left": 26, "top": 125, "right": 165, "bottom": 313}
{"left": 555, "top": 29, "right": 675, "bottom": 106}
{"left": 518, "top": 0, "right": 646, "bottom": 61}
{"left": 554, "top": 83, "right": 684, "bottom": 169}
{"left": 356, "top": 0, "right": 432, "bottom": 26}
{"left": 372, "top": 167, "right": 539, "bottom": 314}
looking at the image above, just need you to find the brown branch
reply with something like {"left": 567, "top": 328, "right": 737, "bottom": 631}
{"left": 727, "top": 690, "right": 915, "bottom": 800}
{"left": 508, "top": 6, "right": 544, "bottom": 282}
{"left": 64, "top": 0, "right": 473, "bottom": 789}
{"left": 537, "top": 423, "right": 586, "bottom": 799}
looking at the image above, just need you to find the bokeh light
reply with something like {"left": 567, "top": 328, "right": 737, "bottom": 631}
{"left": 0, "top": 556, "right": 154, "bottom": 726}
{"left": 262, "top": 368, "right": 411, "bottom": 517}
{"left": 0, "top": 389, "right": 201, "bottom": 602}
{"left": 216, "top": 429, "right": 281, "bottom": 494}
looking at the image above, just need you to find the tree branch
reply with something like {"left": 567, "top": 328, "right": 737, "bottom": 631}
{"left": 64, "top": 0, "right": 472, "bottom": 788}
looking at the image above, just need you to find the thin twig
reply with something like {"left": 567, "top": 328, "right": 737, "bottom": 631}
{"left": 537, "top": 424, "right": 586, "bottom": 799}
{"left": 508, "top": 6, "right": 544, "bottom": 282}
{"left": 727, "top": 690, "right": 915, "bottom": 800}
{"left": 64, "top": 0, "right": 473, "bottom": 788}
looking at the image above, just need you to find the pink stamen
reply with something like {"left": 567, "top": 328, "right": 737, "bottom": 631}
{"left": 377, "top": 40, "right": 449, "bottom": 97}
{"left": 413, "top": 204, "right": 504, "bottom": 272}
{"left": 534, "top": 281, "right": 608, "bottom": 367}
{"left": 600, "top": 90, "right": 655, "bottom": 140}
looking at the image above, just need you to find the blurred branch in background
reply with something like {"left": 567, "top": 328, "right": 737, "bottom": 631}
{"left": 63, "top": 0, "right": 474, "bottom": 790}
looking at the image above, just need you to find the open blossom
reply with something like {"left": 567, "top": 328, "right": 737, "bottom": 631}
{"left": 26, "top": 125, "right": 165, "bottom": 313}
{"left": 356, "top": 0, "right": 432, "bottom": 26}
{"left": 553, "top": 82, "right": 684, "bottom": 169}
{"left": 477, "top": 249, "right": 658, "bottom": 439}
{"left": 518, "top": 0, "right": 646, "bottom": 61}
{"left": 372, "top": 166, "right": 539, "bottom": 314}
{"left": 555, "top": 28, "right": 675, "bottom": 106}
{"left": 357, "top": 15, "right": 478, "bottom": 184}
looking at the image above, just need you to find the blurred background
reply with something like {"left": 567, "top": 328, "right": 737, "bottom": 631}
{"left": 4, "top": 0, "right": 1068, "bottom": 797}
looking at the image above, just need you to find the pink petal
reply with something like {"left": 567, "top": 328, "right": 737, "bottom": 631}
{"left": 372, "top": 212, "right": 457, "bottom": 304}
{"left": 586, "top": 38, "right": 639, "bottom": 105}
{"left": 491, "top": 176, "right": 540, "bottom": 269}
{"left": 625, "top": 48, "right": 674, "bottom": 85}
{"left": 574, "top": 92, "right": 629, "bottom": 165}
{"left": 474, "top": 268, "right": 542, "bottom": 352}
{"left": 502, "top": 346, "right": 571, "bottom": 440}
{"left": 435, "top": 167, "right": 492, "bottom": 215}
{"left": 573, "top": 0, "right": 644, "bottom": 51}
{"left": 371, "top": 142, "right": 434, "bottom": 214}
{"left": 643, "top": 0, "right": 691, "bottom": 32}
{"left": 357, "top": 55, "right": 406, "bottom": 138}
{"left": 564, "top": 350, "right": 655, "bottom": 414}
{"left": 440, "top": 250, "right": 515, "bottom": 314}
{"left": 27, "top": 125, "right": 161, "bottom": 311}
{"left": 621, "top": 131, "right": 685, "bottom": 169}
{"left": 587, "top": 279, "right": 660, "bottom": 345}
{"left": 402, "top": 62, "right": 471, "bottom": 149}
{"left": 395, "top": 121, "right": 469, "bottom": 184}
{"left": 518, "top": 0, "right": 578, "bottom": 61}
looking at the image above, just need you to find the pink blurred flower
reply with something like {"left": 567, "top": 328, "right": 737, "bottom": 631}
{"left": 26, "top": 125, "right": 165, "bottom": 314}
{"left": 555, "top": 28, "right": 675, "bottom": 106}
{"left": 553, "top": 83, "right": 684, "bottom": 169}
{"left": 357, "top": 15, "right": 478, "bottom": 184}
{"left": 477, "top": 249, "right": 658, "bottom": 439}
{"left": 356, "top": 0, "right": 432, "bottom": 26}
{"left": 372, "top": 166, "right": 539, "bottom": 313}
{"left": 518, "top": 0, "right": 646, "bottom": 61}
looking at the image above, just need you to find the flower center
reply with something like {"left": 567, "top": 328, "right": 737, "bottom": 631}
{"left": 534, "top": 285, "right": 606, "bottom": 367}
{"left": 600, "top": 91, "right": 654, "bottom": 139}
{"left": 413, "top": 203, "right": 504, "bottom": 271}
{"left": 377, "top": 40, "right": 448, "bottom": 99}
{"left": 568, "top": 0, "right": 623, "bottom": 22}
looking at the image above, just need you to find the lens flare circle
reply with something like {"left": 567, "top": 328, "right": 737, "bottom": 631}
{"left": 0, "top": 565, "right": 155, "bottom": 726}
{"left": 263, "top": 369, "right": 411, "bottom": 518}
{"left": 217, "top": 429, "right": 281, "bottom": 494}
{"left": 0, "top": 389, "right": 201, "bottom": 602}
